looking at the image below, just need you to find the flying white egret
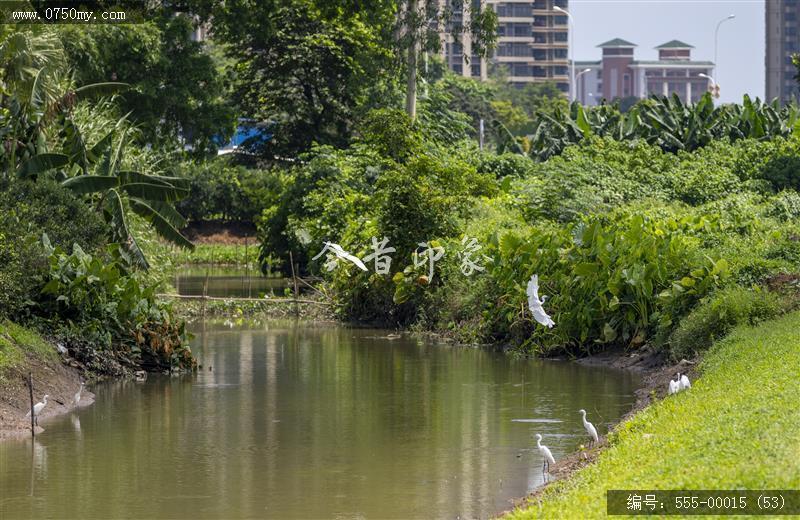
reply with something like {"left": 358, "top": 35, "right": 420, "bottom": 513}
{"left": 25, "top": 394, "right": 48, "bottom": 426}
{"left": 325, "top": 242, "right": 368, "bottom": 271}
{"left": 679, "top": 372, "right": 691, "bottom": 391}
{"left": 74, "top": 382, "right": 84, "bottom": 405}
{"left": 668, "top": 378, "right": 680, "bottom": 395}
{"left": 535, "top": 433, "right": 555, "bottom": 473}
{"left": 579, "top": 409, "right": 599, "bottom": 445}
{"left": 526, "top": 274, "right": 555, "bottom": 328}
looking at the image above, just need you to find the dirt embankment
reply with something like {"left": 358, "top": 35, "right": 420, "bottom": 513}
{"left": 182, "top": 220, "right": 257, "bottom": 245}
{"left": 0, "top": 353, "right": 95, "bottom": 440}
{"left": 505, "top": 345, "right": 698, "bottom": 512}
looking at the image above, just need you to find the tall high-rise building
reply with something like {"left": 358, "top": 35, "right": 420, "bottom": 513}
{"left": 766, "top": 0, "right": 800, "bottom": 103}
{"left": 442, "top": 0, "right": 570, "bottom": 92}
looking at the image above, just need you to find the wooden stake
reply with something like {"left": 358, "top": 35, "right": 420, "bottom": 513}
{"left": 289, "top": 251, "right": 299, "bottom": 317}
{"left": 28, "top": 372, "right": 34, "bottom": 438}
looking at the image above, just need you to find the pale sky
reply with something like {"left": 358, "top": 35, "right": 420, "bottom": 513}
{"left": 570, "top": 0, "right": 765, "bottom": 103}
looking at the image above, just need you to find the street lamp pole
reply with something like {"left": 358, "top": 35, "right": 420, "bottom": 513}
{"left": 553, "top": 5, "right": 574, "bottom": 102}
{"left": 713, "top": 14, "right": 735, "bottom": 95}
{"left": 574, "top": 67, "right": 592, "bottom": 104}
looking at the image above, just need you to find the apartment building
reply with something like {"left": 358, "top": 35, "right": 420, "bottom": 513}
{"left": 442, "top": 0, "right": 570, "bottom": 92}
{"left": 766, "top": 0, "right": 800, "bottom": 103}
{"left": 575, "top": 39, "right": 714, "bottom": 105}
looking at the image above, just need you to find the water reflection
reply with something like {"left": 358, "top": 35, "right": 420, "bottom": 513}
{"left": 0, "top": 320, "right": 639, "bottom": 519}
{"left": 174, "top": 265, "right": 294, "bottom": 298}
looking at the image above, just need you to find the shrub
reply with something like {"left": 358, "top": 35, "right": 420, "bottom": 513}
{"left": 667, "top": 286, "right": 783, "bottom": 360}
{"left": 0, "top": 180, "right": 106, "bottom": 320}
{"left": 39, "top": 239, "right": 194, "bottom": 370}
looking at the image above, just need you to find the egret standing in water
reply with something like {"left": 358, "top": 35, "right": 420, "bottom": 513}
{"left": 74, "top": 382, "right": 84, "bottom": 405}
{"left": 535, "top": 433, "right": 555, "bottom": 474}
{"left": 527, "top": 274, "right": 555, "bottom": 328}
{"left": 579, "top": 409, "right": 599, "bottom": 445}
{"left": 25, "top": 394, "right": 48, "bottom": 426}
{"left": 678, "top": 372, "right": 691, "bottom": 390}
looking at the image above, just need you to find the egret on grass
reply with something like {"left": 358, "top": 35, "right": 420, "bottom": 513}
{"left": 25, "top": 394, "right": 48, "bottom": 426}
{"left": 74, "top": 382, "right": 84, "bottom": 405}
{"left": 668, "top": 377, "right": 680, "bottom": 395}
{"left": 535, "top": 433, "right": 555, "bottom": 474}
{"left": 579, "top": 409, "right": 599, "bottom": 445}
{"left": 679, "top": 372, "right": 691, "bottom": 390}
{"left": 527, "top": 274, "right": 555, "bottom": 328}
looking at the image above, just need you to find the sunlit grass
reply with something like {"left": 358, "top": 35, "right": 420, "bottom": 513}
{"left": 508, "top": 311, "right": 800, "bottom": 518}
{"left": 0, "top": 321, "right": 57, "bottom": 374}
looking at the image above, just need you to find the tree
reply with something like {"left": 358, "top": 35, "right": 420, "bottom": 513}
{"left": 183, "top": 0, "right": 391, "bottom": 158}
{"left": 58, "top": 14, "right": 235, "bottom": 154}
{"left": 396, "top": 0, "right": 498, "bottom": 120}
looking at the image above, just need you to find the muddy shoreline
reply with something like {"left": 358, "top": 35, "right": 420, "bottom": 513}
{"left": 0, "top": 353, "right": 95, "bottom": 440}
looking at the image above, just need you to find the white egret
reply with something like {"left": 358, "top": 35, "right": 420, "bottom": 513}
{"left": 56, "top": 342, "right": 67, "bottom": 355}
{"left": 74, "top": 382, "right": 84, "bottom": 405}
{"left": 679, "top": 372, "right": 691, "bottom": 390}
{"left": 668, "top": 378, "right": 680, "bottom": 395}
{"left": 25, "top": 394, "right": 48, "bottom": 426}
{"left": 526, "top": 274, "right": 555, "bottom": 328}
{"left": 579, "top": 409, "right": 599, "bottom": 445}
{"left": 535, "top": 433, "right": 556, "bottom": 473}
{"left": 325, "top": 242, "right": 368, "bottom": 271}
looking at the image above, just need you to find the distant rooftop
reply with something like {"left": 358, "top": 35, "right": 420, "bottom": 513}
{"left": 655, "top": 40, "right": 694, "bottom": 49}
{"left": 597, "top": 38, "right": 637, "bottom": 48}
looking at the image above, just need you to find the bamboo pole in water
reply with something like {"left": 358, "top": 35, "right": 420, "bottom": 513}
{"left": 289, "top": 251, "right": 299, "bottom": 316}
{"left": 28, "top": 372, "right": 34, "bottom": 438}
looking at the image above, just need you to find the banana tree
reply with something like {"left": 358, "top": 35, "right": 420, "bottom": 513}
{"left": 18, "top": 120, "right": 194, "bottom": 269}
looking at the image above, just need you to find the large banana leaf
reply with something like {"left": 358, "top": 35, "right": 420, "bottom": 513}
{"left": 16, "top": 152, "right": 69, "bottom": 178}
{"left": 73, "top": 82, "right": 130, "bottom": 101}
{"left": 129, "top": 198, "right": 194, "bottom": 250}
{"left": 104, "top": 188, "right": 149, "bottom": 270}
{"left": 120, "top": 182, "right": 189, "bottom": 202}
{"left": 61, "top": 175, "right": 119, "bottom": 194}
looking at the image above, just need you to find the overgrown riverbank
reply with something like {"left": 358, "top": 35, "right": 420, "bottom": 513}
{"left": 506, "top": 311, "right": 800, "bottom": 518}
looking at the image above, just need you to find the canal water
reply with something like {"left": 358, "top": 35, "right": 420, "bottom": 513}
{"left": 0, "top": 320, "right": 639, "bottom": 519}
{"left": 174, "top": 265, "right": 294, "bottom": 298}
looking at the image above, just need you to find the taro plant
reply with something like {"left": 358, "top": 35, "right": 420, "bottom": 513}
{"left": 39, "top": 235, "right": 194, "bottom": 370}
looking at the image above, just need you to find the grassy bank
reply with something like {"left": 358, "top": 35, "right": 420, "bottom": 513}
{"left": 508, "top": 311, "right": 800, "bottom": 518}
{"left": 0, "top": 321, "right": 57, "bottom": 380}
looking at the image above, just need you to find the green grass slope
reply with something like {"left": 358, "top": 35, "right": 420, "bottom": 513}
{"left": 509, "top": 311, "right": 800, "bottom": 518}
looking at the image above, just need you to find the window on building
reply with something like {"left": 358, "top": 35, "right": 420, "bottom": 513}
{"left": 471, "top": 64, "right": 481, "bottom": 77}
{"left": 511, "top": 64, "right": 529, "bottom": 76}
{"left": 553, "top": 31, "right": 567, "bottom": 42}
{"left": 509, "top": 23, "right": 531, "bottom": 37}
{"left": 666, "top": 69, "right": 686, "bottom": 77}
{"left": 554, "top": 66, "right": 567, "bottom": 75}
{"left": 553, "top": 48, "right": 567, "bottom": 59}
{"left": 533, "top": 49, "right": 547, "bottom": 60}
{"left": 623, "top": 73, "right": 631, "bottom": 96}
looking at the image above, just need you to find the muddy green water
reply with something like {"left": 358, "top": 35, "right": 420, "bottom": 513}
{"left": 174, "top": 265, "right": 294, "bottom": 298}
{"left": 0, "top": 320, "right": 639, "bottom": 519}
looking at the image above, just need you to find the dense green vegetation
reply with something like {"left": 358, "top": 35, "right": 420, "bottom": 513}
{"left": 508, "top": 311, "right": 800, "bottom": 517}
{"left": 0, "top": 25, "right": 195, "bottom": 373}
{"left": 252, "top": 107, "right": 800, "bottom": 358}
